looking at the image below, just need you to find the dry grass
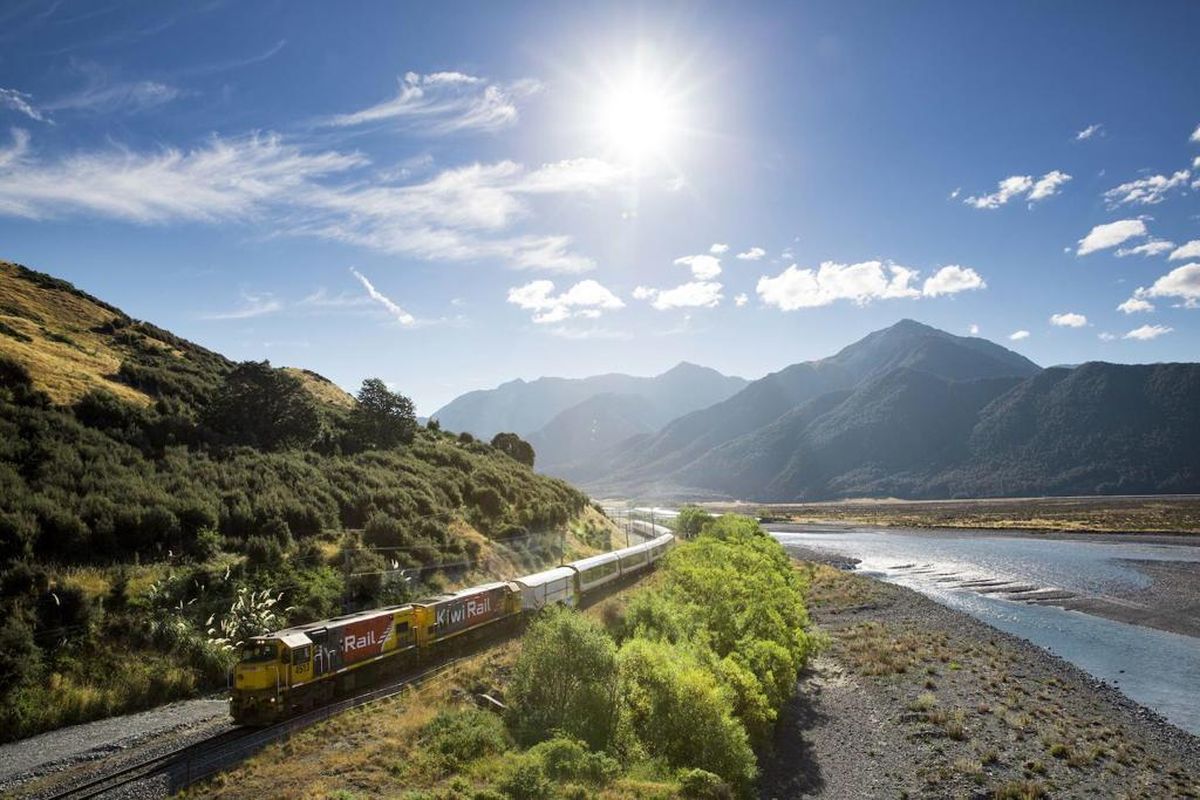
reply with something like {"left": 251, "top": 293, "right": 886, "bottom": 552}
{"left": 281, "top": 367, "right": 356, "bottom": 409}
{"left": 723, "top": 495, "right": 1200, "bottom": 534}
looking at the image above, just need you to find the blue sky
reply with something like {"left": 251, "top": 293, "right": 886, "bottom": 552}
{"left": 2, "top": 1, "right": 1198, "bottom": 413}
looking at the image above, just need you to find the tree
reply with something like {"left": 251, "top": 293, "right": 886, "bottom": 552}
{"left": 491, "top": 432, "right": 535, "bottom": 467}
{"left": 349, "top": 378, "right": 417, "bottom": 450}
{"left": 674, "top": 505, "right": 713, "bottom": 540}
{"left": 203, "top": 361, "right": 320, "bottom": 451}
{"left": 509, "top": 607, "right": 619, "bottom": 750}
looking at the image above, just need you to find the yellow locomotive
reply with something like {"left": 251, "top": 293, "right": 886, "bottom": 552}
{"left": 231, "top": 533, "right": 673, "bottom": 724}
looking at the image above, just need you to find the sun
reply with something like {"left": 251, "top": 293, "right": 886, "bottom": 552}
{"left": 598, "top": 78, "right": 676, "bottom": 162}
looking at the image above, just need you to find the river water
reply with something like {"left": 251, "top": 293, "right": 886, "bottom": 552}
{"left": 770, "top": 525, "right": 1200, "bottom": 735}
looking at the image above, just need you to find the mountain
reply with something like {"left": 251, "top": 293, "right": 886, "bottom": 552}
{"left": 430, "top": 361, "right": 748, "bottom": 440}
{"left": 581, "top": 321, "right": 1200, "bottom": 500}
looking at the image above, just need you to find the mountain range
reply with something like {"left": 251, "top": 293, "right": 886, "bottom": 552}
{"left": 430, "top": 362, "right": 748, "bottom": 472}
{"left": 440, "top": 320, "right": 1200, "bottom": 501}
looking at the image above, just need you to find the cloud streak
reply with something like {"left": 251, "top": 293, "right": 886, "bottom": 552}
{"left": 350, "top": 268, "right": 415, "bottom": 326}
{"left": 964, "top": 170, "right": 1071, "bottom": 209}
{"left": 323, "top": 70, "right": 540, "bottom": 134}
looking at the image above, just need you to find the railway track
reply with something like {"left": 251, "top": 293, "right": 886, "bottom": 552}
{"left": 41, "top": 658, "right": 466, "bottom": 800}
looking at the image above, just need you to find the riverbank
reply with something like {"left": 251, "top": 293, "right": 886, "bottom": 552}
{"left": 717, "top": 494, "right": 1200, "bottom": 535}
{"left": 764, "top": 557, "right": 1200, "bottom": 798}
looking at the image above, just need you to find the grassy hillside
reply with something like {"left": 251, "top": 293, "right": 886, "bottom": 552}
{"left": 0, "top": 261, "right": 610, "bottom": 741}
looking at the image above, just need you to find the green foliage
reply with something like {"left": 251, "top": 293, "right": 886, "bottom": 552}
{"left": 422, "top": 708, "right": 511, "bottom": 773}
{"left": 678, "top": 768, "right": 734, "bottom": 800}
{"left": 349, "top": 378, "right": 417, "bottom": 451}
{"left": 490, "top": 432, "right": 535, "bottom": 468}
{"left": 509, "top": 607, "right": 619, "bottom": 750}
{"left": 673, "top": 505, "right": 713, "bottom": 539}
{"left": 617, "top": 638, "right": 757, "bottom": 794}
{"left": 525, "top": 736, "right": 620, "bottom": 784}
{"left": 497, "top": 755, "right": 551, "bottom": 800}
{"left": 203, "top": 361, "right": 321, "bottom": 451}
{"left": 0, "top": 616, "right": 41, "bottom": 697}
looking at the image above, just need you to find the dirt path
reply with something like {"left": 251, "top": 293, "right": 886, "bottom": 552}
{"left": 761, "top": 564, "right": 1200, "bottom": 799}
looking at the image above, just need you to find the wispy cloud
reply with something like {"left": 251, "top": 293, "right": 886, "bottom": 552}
{"left": 46, "top": 78, "right": 179, "bottom": 115}
{"left": 0, "top": 131, "right": 624, "bottom": 272}
{"left": 1169, "top": 240, "right": 1200, "bottom": 261}
{"left": 964, "top": 170, "right": 1071, "bottom": 209}
{"left": 323, "top": 70, "right": 541, "bottom": 134}
{"left": 1009, "top": 330, "right": 1030, "bottom": 341}
{"left": 735, "top": 246, "right": 765, "bottom": 261}
{"left": 1075, "top": 123, "right": 1103, "bottom": 141}
{"left": 350, "top": 268, "right": 415, "bottom": 326}
{"left": 1116, "top": 239, "right": 1174, "bottom": 258}
{"left": 200, "top": 291, "right": 283, "bottom": 320}
{"left": 507, "top": 279, "right": 625, "bottom": 323}
{"left": 0, "top": 88, "right": 49, "bottom": 122}
{"left": 1076, "top": 219, "right": 1148, "bottom": 256}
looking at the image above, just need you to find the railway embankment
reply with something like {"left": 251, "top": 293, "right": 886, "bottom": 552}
{"left": 762, "top": 553, "right": 1200, "bottom": 798}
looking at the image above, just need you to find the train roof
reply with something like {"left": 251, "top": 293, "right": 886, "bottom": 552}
{"left": 512, "top": 565, "right": 575, "bottom": 587}
{"left": 568, "top": 550, "right": 622, "bottom": 570}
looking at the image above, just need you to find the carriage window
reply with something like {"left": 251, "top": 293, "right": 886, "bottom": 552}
{"left": 291, "top": 646, "right": 310, "bottom": 666}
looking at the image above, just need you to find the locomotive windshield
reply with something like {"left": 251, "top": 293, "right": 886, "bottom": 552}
{"left": 240, "top": 642, "right": 277, "bottom": 662}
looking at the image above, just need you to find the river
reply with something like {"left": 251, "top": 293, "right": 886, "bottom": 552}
{"left": 770, "top": 525, "right": 1200, "bottom": 736}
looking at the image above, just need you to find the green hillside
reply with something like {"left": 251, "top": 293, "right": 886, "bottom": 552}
{"left": 0, "top": 261, "right": 605, "bottom": 741}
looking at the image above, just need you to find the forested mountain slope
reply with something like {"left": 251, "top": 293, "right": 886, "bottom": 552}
{"left": 580, "top": 322, "right": 1200, "bottom": 500}
{"left": 0, "top": 261, "right": 603, "bottom": 741}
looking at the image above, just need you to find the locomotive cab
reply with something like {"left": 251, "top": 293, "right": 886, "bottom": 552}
{"left": 231, "top": 636, "right": 287, "bottom": 724}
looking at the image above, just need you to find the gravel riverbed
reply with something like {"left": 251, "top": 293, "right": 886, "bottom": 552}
{"left": 763, "top": 550, "right": 1200, "bottom": 799}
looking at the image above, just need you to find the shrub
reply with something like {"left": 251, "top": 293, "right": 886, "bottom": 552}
{"left": 678, "top": 768, "right": 734, "bottom": 800}
{"left": 244, "top": 536, "right": 285, "bottom": 570}
{"left": 525, "top": 736, "right": 620, "bottom": 784}
{"left": 0, "top": 616, "right": 41, "bottom": 697}
{"left": 498, "top": 755, "right": 550, "bottom": 800}
{"left": 34, "top": 584, "right": 94, "bottom": 642}
{"left": 423, "top": 707, "right": 511, "bottom": 772}
{"left": 509, "top": 607, "right": 619, "bottom": 750}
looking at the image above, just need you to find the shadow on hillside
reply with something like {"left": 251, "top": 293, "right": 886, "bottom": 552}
{"left": 758, "top": 667, "right": 828, "bottom": 798}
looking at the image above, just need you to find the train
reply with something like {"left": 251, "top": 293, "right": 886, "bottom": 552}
{"left": 230, "top": 531, "right": 674, "bottom": 724}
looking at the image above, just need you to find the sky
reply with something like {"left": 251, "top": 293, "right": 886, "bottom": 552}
{"left": 1, "top": 1, "right": 1199, "bottom": 414}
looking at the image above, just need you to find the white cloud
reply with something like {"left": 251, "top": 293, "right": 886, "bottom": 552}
{"left": 734, "top": 293, "right": 749, "bottom": 307}
{"left": 638, "top": 281, "right": 724, "bottom": 311}
{"left": 1075, "top": 123, "right": 1103, "bottom": 141}
{"left": 1028, "top": 170, "right": 1073, "bottom": 202}
{"left": 964, "top": 171, "right": 1070, "bottom": 209}
{"left": 350, "top": 268, "right": 415, "bottom": 326}
{"left": 1136, "top": 263, "right": 1200, "bottom": 308}
{"left": 969, "top": 323, "right": 980, "bottom": 335}
{"left": 0, "top": 88, "right": 49, "bottom": 123}
{"left": 323, "top": 71, "right": 540, "bottom": 133}
{"left": 1104, "top": 170, "right": 1190, "bottom": 207}
{"left": 674, "top": 254, "right": 722, "bottom": 280}
{"left": 709, "top": 243, "right": 729, "bottom": 255}
{"left": 965, "top": 175, "right": 1033, "bottom": 209}
{"left": 1009, "top": 330, "right": 1030, "bottom": 341}
{"left": 755, "top": 260, "right": 985, "bottom": 311}
{"left": 1191, "top": 123, "right": 1200, "bottom": 143}
{"left": 735, "top": 247, "right": 765, "bottom": 261}
{"left": 1098, "top": 332, "right": 1116, "bottom": 341}
{"left": 949, "top": 187, "right": 961, "bottom": 200}
{"left": 1117, "top": 296, "right": 1154, "bottom": 314}
{"left": 1049, "top": 312, "right": 1087, "bottom": 327}
{"left": 1076, "top": 219, "right": 1148, "bottom": 256}
{"left": 507, "top": 279, "right": 624, "bottom": 323}
{"left": 200, "top": 291, "right": 282, "bottom": 320}
{"left": 1116, "top": 239, "right": 1175, "bottom": 258}
{"left": 1124, "top": 324, "right": 1172, "bottom": 341}
{"left": 0, "top": 132, "right": 624, "bottom": 272}
{"left": 1169, "top": 240, "right": 1200, "bottom": 261}
{"left": 922, "top": 265, "right": 987, "bottom": 297}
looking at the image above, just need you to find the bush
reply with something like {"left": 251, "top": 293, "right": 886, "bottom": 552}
{"left": 509, "top": 607, "right": 618, "bottom": 750}
{"left": 678, "top": 768, "right": 734, "bottom": 800}
{"left": 525, "top": 736, "right": 620, "bottom": 784}
{"left": 34, "top": 584, "right": 94, "bottom": 642}
{"left": 423, "top": 708, "right": 511, "bottom": 772}
{"left": 244, "top": 536, "right": 285, "bottom": 570}
{"left": 498, "top": 755, "right": 550, "bottom": 800}
{"left": 0, "top": 616, "right": 41, "bottom": 697}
